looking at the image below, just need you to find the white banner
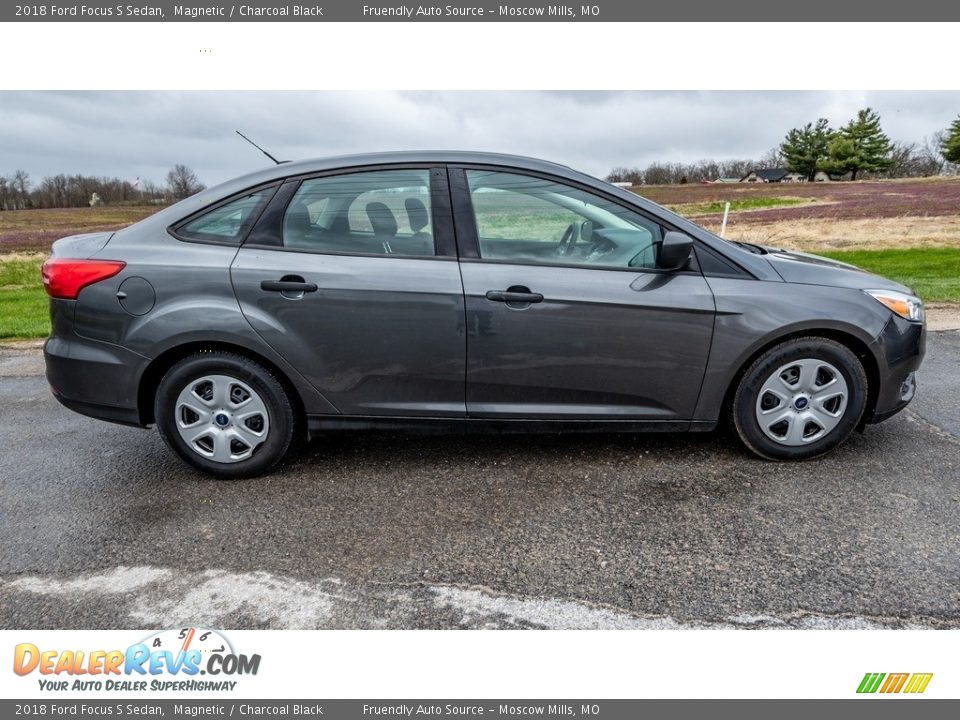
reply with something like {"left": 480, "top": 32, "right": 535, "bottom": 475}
{"left": 2, "top": 629, "right": 955, "bottom": 699}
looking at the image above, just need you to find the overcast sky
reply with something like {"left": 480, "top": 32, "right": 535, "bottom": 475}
{"left": 2, "top": 91, "right": 958, "bottom": 186}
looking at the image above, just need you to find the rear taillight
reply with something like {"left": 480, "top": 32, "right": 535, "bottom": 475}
{"left": 41, "top": 258, "right": 126, "bottom": 300}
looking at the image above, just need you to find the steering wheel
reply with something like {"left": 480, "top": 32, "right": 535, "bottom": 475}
{"left": 557, "top": 223, "right": 578, "bottom": 256}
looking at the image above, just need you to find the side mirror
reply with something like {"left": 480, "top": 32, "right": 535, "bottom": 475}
{"left": 658, "top": 231, "right": 693, "bottom": 271}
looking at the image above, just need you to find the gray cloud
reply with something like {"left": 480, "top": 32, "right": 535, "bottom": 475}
{"left": 1, "top": 91, "right": 957, "bottom": 186}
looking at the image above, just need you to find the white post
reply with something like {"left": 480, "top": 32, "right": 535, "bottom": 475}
{"left": 720, "top": 201, "right": 731, "bottom": 238}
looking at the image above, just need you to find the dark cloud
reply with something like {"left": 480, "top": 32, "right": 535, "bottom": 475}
{"left": 1, "top": 91, "right": 957, "bottom": 185}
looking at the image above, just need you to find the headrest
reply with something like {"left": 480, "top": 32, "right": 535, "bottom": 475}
{"left": 366, "top": 201, "right": 397, "bottom": 237}
{"left": 405, "top": 197, "right": 429, "bottom": 233}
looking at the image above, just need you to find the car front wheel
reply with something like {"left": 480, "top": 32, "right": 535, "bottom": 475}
{"left": 154, "top": 352, "right": 296, "bottom": 478}
{"left": 731, "top": 337, "right": 868, "bottom": 460}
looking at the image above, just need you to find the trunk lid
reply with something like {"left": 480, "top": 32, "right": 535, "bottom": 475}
{"left": 49, "top": 231, "right": 114, "bottom": 259}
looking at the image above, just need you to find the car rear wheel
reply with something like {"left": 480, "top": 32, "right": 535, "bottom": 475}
{"left": 731, "top": 337, "right": 868, "bottom": 460}
{"left": 155, "top": 352, "right": 296, "bottom": 478}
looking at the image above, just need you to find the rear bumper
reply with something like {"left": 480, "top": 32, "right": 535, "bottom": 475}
{"left": 44, "top": 324, "right": 150, "bottom": 428}
{"left": 51, "top": 394, "right": 142, "bottom": 427}
{"left": 866, "top": 315, "right": 925, "bottom": 424}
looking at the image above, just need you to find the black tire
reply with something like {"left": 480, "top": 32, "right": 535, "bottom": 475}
{"left": 154, "top": 352, "right": 297, "bottom": 479}
{"left": 731, "top": 337, "right": 868, "bottom": 461}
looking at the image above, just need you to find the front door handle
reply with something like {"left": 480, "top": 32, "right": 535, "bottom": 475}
{"left": 485, "top": 289, "right": 544, "bottom": 304}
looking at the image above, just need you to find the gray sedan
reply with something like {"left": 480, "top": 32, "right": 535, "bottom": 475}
{"left": 41, "top": 152, "right": 925, "bottom": 478}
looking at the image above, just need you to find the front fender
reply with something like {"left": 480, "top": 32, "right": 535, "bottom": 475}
{"left": 694, "top": 277, "right": 890, "bottom": 423}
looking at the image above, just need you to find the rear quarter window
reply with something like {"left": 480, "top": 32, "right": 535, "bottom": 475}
{"left": 174, "top": 188, "right": 274, "bottom": 244}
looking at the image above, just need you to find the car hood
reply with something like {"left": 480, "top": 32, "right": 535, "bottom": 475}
{"left": 764, "top": 248, "right": 914, "bottom": 294}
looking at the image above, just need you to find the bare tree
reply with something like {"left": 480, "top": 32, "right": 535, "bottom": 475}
{"left": 918, "top": 131, "right": 950, "bottom": 176}
{"left": 11, "top": 169, "right": 30, "bottom": 209}
{"left": 605, "top": 166, "right": 639, "bottom": 184}
{"left": 720, "top": 160, "right": 753, "bottom": 179}
{"left": 883, "top": 142, "right": 921, "bottom": 178}
{"left": 605, "top": 156, "right": 768, "bottom": 185}
{"left": 757, "top": 147, "right": 783, "bottom": 169}
{"left": 642, "top": 163, "right": 673, "bottom": 185}
{"left": 141, "top": 179, "right": 164, "bottom": 199}
{"left": 25, "top": 173, "right": 161, "bottom": 209}
{"left": 166, "top": 164, "right": 205, "bottom": 201}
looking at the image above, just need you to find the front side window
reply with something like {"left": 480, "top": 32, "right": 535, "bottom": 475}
{"left": 282, "top": 169, "right": 435, "bottom": 256}
{"left": 176, "top": 188, "right": 273, "bottom": 244}
{"left": 466, "top": 170, "right": 664, "bottom": 270}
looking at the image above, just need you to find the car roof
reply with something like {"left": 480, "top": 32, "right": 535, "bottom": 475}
{"left": 225, "top": 150, "right": 580, "bottom": 187}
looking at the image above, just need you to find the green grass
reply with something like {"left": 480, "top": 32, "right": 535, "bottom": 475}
{"left": 819, "top": 247, "right": 960, "bottom": 303}
{"left": 471, "top": 192, "right": 582, "bottom": 240}
{"left": 0, "top": 257, "right": 48, "bottom": 340}
{"left": 669, "top": 196, "right": 809, "bottom": 216}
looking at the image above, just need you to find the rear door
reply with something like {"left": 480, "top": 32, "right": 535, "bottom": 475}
{"left": 230, "top": 166, "right": 466, "bottom": 417}
{"left": 450, "top": 167, "right": 715, "bottom": 422}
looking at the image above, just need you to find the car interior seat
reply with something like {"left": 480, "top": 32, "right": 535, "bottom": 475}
{"left": 366, "top": 201, "right": 398, "bottom": 253}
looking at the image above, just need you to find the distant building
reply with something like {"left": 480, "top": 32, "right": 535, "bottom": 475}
{"left": 610, "top": 181, "right": 634, "bottom": 189}
{"left": 711, "top": 177, "right": 741, "bottom": 184}
{"left": 740, "top": 168, "right": 790, "bottom": 183}
{"left": 782, "top": 172, "right": 807, "bottom": 183}
{"left": 813, "top": 171, "right": 833, "bottom": 182}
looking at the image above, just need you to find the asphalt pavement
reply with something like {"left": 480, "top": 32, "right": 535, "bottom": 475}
{"left": 1, "top": 332, "right": 958, "bottom": 629}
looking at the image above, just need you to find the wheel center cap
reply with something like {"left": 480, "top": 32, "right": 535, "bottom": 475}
{"left": 215, "top": 412, "right": 230, "bottom": 427}
{"left": 794, "top": 396, "right": 809, "bottom": 410}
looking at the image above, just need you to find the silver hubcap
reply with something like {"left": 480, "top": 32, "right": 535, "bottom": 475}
{"left": 755, "top": 358, "right": 849, "bottom": 447}
{"left": 174, "top": 375, "right": 269, "bottom": 463}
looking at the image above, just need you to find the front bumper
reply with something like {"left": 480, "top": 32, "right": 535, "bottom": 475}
{"left": 866, "top": 314, "right": 925, "bottom": 424}
{"left": 44, "top": 329, "right": 149, "bottom": 428}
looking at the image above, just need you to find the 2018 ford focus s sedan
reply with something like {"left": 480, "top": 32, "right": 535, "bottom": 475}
{"left": 41, "top": 152, "right": 925, "bottom": 478}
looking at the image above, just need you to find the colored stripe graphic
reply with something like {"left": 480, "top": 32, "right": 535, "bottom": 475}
{"left": 857, "top": 673, "right": 885, "bottom": 693}
{"left": 857, "top": 672, "right": 932, "bottom": 694}
{"left": 904, "top": 673, "right": 933, "bottom": 694}
{"left": 880, "top": 673, "right": 909, "bottom": 693}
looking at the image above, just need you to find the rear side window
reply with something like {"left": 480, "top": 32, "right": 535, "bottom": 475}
{"left": 282, "top": 170, "right": 436, "bottom": 257}
{"left": 175, "top": 189, "right": 273, "bottom": 244}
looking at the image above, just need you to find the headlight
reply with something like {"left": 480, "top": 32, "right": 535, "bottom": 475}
{"left": 864, "top": 289, "right": 924, "bottom": 322}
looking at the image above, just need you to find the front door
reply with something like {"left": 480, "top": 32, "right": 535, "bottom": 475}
{"left": 451, "top": 168, "right": 715, "bottom": 422}
{"left": 230, "top": 167, "right": 466, "bottom": 417}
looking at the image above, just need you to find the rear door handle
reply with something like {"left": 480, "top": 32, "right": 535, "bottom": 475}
{"left": 261, "top": 280, "right": 318, "bottom": 293}
{"left": 485, "top": 290, "right": 544, "bottom": 303}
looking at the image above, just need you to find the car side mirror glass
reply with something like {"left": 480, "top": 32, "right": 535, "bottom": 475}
{"left": 658, "top": 231, "right": 694, "bottom": 271}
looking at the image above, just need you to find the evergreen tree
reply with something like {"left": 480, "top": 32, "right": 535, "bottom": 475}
{"left": 818, "top": 108, "right": 893, "bottom": 180}
{"left": 942, "top": 116, "right": 960, "bottom": 165}
{"left": 780, "top": 118, "right": 832, "bottom": 181}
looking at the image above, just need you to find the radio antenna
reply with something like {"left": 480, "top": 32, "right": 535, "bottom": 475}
{"left": 235, "top": 130, "right": 285, "bottom": 165}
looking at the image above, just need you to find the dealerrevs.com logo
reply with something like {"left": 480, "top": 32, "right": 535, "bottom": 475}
{"left": 13, "top": 627, "right": 260, "bottom": 692}
{"left": 857, "top": 673, "right": 933, "bottom": 695}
